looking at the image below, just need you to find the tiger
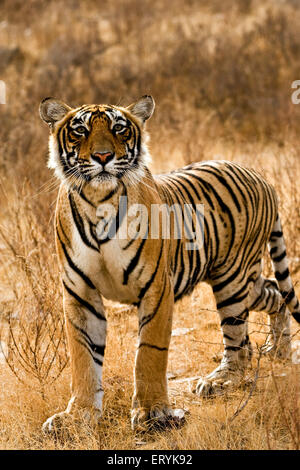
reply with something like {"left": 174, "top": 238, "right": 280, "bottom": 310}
{"left": 39, "top": 95, "right": 300, "bottom": 432}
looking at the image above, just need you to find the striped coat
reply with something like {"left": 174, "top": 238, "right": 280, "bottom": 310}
{"left": 40, "top": 96, "right": 300, "bottom": 432}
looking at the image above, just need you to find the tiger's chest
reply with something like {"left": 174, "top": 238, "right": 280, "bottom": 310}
{"left": 94, "top": 238, "right": 145, "bottom": 304}
{"left": 98, "top": 242, "right": 138, "bottom": 303}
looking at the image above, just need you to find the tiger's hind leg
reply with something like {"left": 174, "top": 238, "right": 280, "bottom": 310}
{"left": 195, "top": 283, "right": 253, "bottom": 398}
{"left": 248, "top": 275, "right": 291, "bottom": 359}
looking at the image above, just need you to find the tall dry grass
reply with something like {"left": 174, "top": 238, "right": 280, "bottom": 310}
{"left": 0, "top": 0, "right": 299, "bottom": 450}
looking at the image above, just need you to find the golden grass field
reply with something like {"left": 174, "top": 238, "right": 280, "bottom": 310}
{"left": 0, "top": 0, "right": 299, "bottom": 450}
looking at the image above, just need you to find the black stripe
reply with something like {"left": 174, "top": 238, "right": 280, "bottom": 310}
{"left": 138, "top": 241, "right": 164, "bottom": 300}
{"left": 272, "top": 250, "right": 286, "bottom": 263}
{"left": 57, "top": 216, "right": 71, "bottom": 246}
{"left": 68, "top": 192, "right": 98, "bottom": 251}
{"left": 76, "top": 338, "right": 95, "bottom": 357}
{"left": 57, "top": 231, "right": 96, "bottom": 289}
{"left": 281, "top": 289, "right": 295, "bottom": 303}
{"left": 175, "top": 172, "right": 203, "bottom": 203}
{"left": 275, "top": 268, "right": 289, "bottom": 281}
{"left": 161, "top": 181, "right": 185, "bottom": 277}
{"left": 217, "top": 290, "right": 249, "bottom": 310}
{"left": 270, "top": 246, "right": 278, "bottom": 256}
{"left": 86, "top": 216, "right": 100, "bottom": 247}
{"left": 250, "top": 290, "right": 265, "bottom": 310}
{"left": 210, "top": 212, "right": 220, "bottom": 263}
{"left": 224, "top": 333, "right": 234, "bottom": 341}
{"left": 69, "top": 318, "right": 106, "bottom": 357}
{"left": 270, "top": 231, "right": 283, "bottom": 238}
{"left": 57, "top": 126, "right": 75, "bottom": 177}
{"left": 212, "top": 266, "right": 241, "bottom": 293}
{"left": 198, "top": 168, "right": 242, "bottom": 213}
{"left": 169, "top": 176, "right": 197, "bottom": 211}
{"left": 264, "top": 288, "right": 272, "bottom": 310}
{"left": 225, "top": 335, "right": 250, "bottom": 351}
{"left": 98, "top": 184, "right": 127, "bottom": 244}
{"left": 123, "top": 234, "right": 148, "bottom": 285}
{"left": 292, "top": 312, "right": 300, "bottom": 323}
{"left": 138, "top": 343, "right": 168, "bottom": 351}
{"left": 240, "top": 335, "right": 250, "bottom": 347}
{"left": 139, "top": 278, "right": 166, "bottom": 332}
{"left": 174, "top": 244, "right": 185, "bottom": 298}
{"left": 63, "top": 282, "right": 106, "bottom": 321}
{"left": 99, "top": 185, "right": 119, "bottom": 203}
{"left": 221, "top": 316, "right": 245, "bottom": 326}
{"left": 188, "top": 173, "right": 215, "bottom": 210}
{"left": 75, "top": 339, "right": 103, "bottom": 366}
{"left": 122, "top": 235, "right": 139, "bottom": 251}
{"left": 224, "top": 345, "right": 241, "bottom": 352}
{"left": 89, "top": 343, "right": 105, "bottom": 356}
{"left": 64, "top": 269, "right": 76, "bottom": 286}
{"left": 92, "top": 356, "right": 104, "bottom": 367}
{"left": 75, "top": 187, "right": 96, "bottom": 208}
{"left": 202, "top": 180, "right": 236, "bottom": 265}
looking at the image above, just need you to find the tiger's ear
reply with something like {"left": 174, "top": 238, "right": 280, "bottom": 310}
{"left": 127, "top": 95, "right": 155, "bottom": 124}
{"left": 39, "top": 97, "right": 72, "bottom": 128}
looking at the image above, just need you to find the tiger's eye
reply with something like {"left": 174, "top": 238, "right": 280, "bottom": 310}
{"left": 114, "top": 124, "right": 124, "bottom": 132}
{"left": 75, "top": 126, "right": 86, "bottom": 134}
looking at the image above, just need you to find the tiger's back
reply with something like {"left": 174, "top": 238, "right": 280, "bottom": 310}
{"left": 156, "top": 160, "right": 277, "bottom": 302}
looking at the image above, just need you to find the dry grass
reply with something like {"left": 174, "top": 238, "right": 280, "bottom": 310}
{"left": 0, "top": 0, "right": 300, "bottom": 450}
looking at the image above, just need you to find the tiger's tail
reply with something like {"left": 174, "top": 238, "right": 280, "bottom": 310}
{"left": 269, "top": 215, "right": 300, "bottom": 323}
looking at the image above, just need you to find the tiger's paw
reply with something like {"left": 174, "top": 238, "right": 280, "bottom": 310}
{"left": 42, "top": 407, "right": 102, "bottom": 435}
{"left": 195, "top": 367, "right": 244, "bottom": 398}
{"left": 195, "top": 377, "right": 235, "bottom": 397}
{"left": 261, "top": 338, "right": 291, "bottom": 361}
{"left": 131, "top": 405, "right": 187, "bottom": 432}
{"left": 42, "top": 411, "right": 74, "bottom": 434}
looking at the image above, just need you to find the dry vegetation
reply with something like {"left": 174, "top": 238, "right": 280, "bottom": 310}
{"left": 0, "top": 0, "right": 300, "bottom": 450}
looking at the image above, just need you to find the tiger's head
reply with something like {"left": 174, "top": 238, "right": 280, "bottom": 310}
{"left": 39, "top": 95, "right": 155, "bottom": 189}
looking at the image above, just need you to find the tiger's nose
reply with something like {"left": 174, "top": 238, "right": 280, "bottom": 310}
{"left": 91, "top": 151, "right": 114, "bottom": 164}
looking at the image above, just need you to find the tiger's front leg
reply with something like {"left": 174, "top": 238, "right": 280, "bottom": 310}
{"left": 131, "top": 274, "right": 186, "bottom": 431}
{"left": 42, "top": 281, "right": 106, "bottom": 433}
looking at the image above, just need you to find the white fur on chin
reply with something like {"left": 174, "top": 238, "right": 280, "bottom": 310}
{"left": 48, "top": 134, "right": 152, "bottom": 191}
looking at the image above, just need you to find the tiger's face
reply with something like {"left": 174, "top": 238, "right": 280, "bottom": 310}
{"left": 40, "top": 96, "right": 154, "bottom": 189}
